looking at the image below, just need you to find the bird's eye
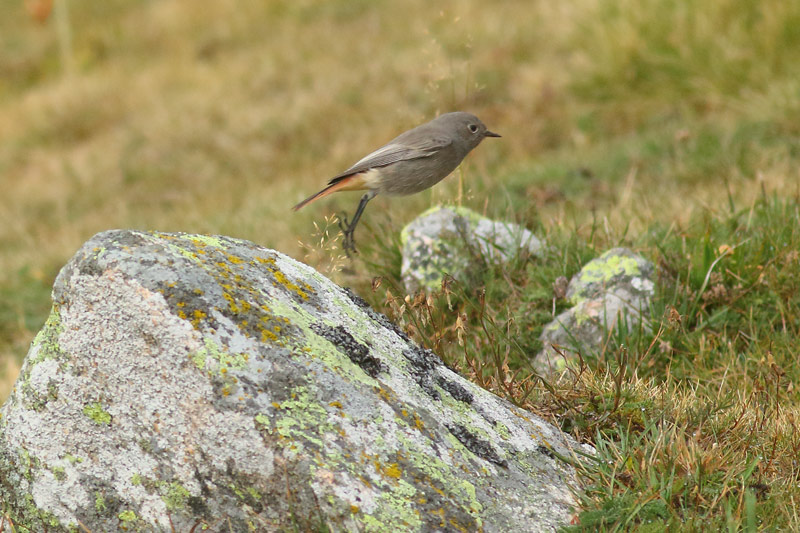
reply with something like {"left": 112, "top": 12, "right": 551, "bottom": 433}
{"left": 468, "top": 124, "right": 479, "bottom": 133}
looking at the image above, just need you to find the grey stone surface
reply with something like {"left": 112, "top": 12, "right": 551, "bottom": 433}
{"left": 401, "top": 205, "right": 544, "bottom": 293}
{"left": 536, "top": 248, "right": 655, "bottom": 372}
{"left": 1, "top": 230, "right": 585, "bottom": 532}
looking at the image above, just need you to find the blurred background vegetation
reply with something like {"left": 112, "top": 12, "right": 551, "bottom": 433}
{"left": 2, "top": 0, "right": 800, "bottom": 527}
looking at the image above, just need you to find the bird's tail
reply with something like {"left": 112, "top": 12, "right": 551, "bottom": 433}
{"left": 292, "top": 173, "right": 369, "bottom": 211}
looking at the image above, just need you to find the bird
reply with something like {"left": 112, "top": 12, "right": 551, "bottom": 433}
{"left": 292, "top": 111, "right": 501, "bottom": 255}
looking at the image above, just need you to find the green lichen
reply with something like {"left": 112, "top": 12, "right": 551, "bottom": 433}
{"left": 179, "top": 234, "right": 228, "bottom": 249}
{"left": 272, "top": 386, "right": 331, "bottom": 451}
{"left": 399, "top": 205, "right": 486, "bottom": 290}
{"left": 118, "top": 509, "right": 137, "bottom": 522}
{"left": 95, "top": 492, "right": 107, "bottom": 513}
{"left": 572, "top": 301, "right": 593, "bottom": 327}
{"left": 20, "top": 308, "right": 68, "bottom": 409}
{"left": 190, "top": 337, "right": 248, "bottom": 373}
{"left": 494, "top": 422, "right": 511, "bottom": 441}
{"left": 162, "top": 481, "right": 191, "bottom": 511}
{"left": 254, "top": 413, "right": 270, "bottom": 429}
{"left": 51, "top": 465, "right": 66, "bottom": 481}
{"left": 251, "top": 367, "right": 486, "bottom": 529}
{"left": 363, "top": 478, "right": 422, "bottom": 531}
{"left": 28, "top": 310, "right": 64, "bottom": 365}
{"left": 570, "top": 251, "right": 642, "bottom": 304}
{"left": 394, "top": 432, "right": 483, "bottom": 526}
{"left": 125, "top": 474, "right": 194, "bottom": 513}
{"left": 262, "top": 293, "right": 381, "bottom": 387}
{"left": 448, "top": 205, "right": 486, "bottom": 226}
{"left": 83, "top": 402, "right": 112, "bottom": 425}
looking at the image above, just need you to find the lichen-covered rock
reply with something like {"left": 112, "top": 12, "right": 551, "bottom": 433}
{"left": 401, "top": 205, "right": 544, "bottom": 293}
{"left": 535, "top": 248, "right": 655, "bottom": 372}
{"left": 1, "top": 230, "right": 585, "bottom": 532}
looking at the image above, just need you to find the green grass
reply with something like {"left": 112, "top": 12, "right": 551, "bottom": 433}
{"left": 2, "top": 0, "right": 800, "bottom": 529}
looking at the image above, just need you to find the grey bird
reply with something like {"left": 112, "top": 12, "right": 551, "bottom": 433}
{"left": 293, "top": 111, "right": 501, "bottom": 254}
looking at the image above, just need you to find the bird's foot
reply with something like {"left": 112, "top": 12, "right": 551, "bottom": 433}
{"left": 338, "top": 214, "right": 358, "bottom": 257}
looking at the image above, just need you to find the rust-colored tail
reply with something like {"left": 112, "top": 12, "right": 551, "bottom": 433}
{"left": 292, "top": 173, "right": 368, "bottom": 211}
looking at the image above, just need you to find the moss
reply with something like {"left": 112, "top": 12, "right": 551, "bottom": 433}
{"left": 82, "top": 402, "right": 112, "bottom": 425}
{"left": 118, "top": 509, "right": 137, "bottom": 522}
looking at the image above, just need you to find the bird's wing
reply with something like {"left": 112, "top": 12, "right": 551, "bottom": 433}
{"left": 328, "top": 136, "right": 451, "bottom": 184}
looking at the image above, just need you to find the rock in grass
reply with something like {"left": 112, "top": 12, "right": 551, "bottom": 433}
{"left": 536, "top": 248, "right": 655, "bottom": 371}
{"left": 0, "top": 230, "right": 585, "bottom": 532}
{"left": 401, "top": 205, "right": 545, "bottom": 293}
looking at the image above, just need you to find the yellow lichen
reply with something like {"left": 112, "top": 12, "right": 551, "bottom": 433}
{"left": 271, "top": 269, "right": 309, "bottom": 300}
{"left": 384, "top": 463, "right": 402, "bottom": 479}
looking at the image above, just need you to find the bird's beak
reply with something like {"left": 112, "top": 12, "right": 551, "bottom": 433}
{"left": 485, "top": 130, "right": 501, "bottom": 138}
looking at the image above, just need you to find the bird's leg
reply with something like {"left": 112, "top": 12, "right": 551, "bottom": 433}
{"left": 339, "top": 191, "right": 376, "bottom": 256}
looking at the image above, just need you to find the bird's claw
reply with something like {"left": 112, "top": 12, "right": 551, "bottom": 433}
{"left": 338, "top": 213, "right": 358, "bottom": 257}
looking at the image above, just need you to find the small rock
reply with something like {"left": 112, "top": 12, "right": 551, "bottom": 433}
{"left": 536, "top": 248, "right": 655, "bottom": 372}
{"left": 401, "top": 205, "right": 544, "bottom": 293}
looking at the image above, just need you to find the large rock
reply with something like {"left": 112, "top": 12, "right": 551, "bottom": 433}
{"left": 401, "top": 206, "right": 545, "bottom": 293}
{"left": 1, "top": 230, "right": 585, "bottom": 532}
{"left": 535, "top": 248, "right": 655, "bottom": 372}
